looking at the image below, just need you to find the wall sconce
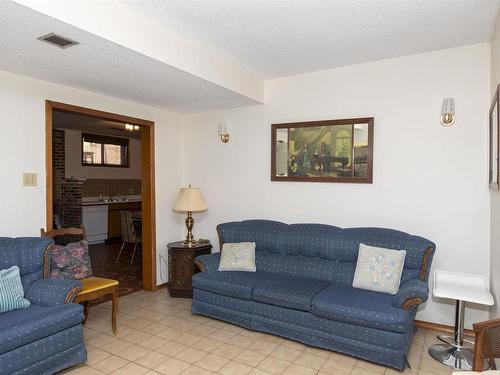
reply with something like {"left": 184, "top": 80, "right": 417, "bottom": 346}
{"left": 440, "top": 98, "right": 455, "bottom": 127}
{"left": 219, "top": 123, "right": 230, "bottom": 143}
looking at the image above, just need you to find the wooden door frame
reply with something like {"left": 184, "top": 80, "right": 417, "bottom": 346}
{"left": 45, "top": 100, "right": 157, "bottom": 291}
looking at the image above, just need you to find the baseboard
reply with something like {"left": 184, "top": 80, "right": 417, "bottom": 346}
{"left": 156, "top": 282, "right": 168, "bottom": 290}
{"left": 415, "top": 320, "right": 474, "bottom": 337}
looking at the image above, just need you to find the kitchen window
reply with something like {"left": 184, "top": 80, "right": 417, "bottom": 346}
{"left": 82, "top": 133, "right": 129, "bottom": 167}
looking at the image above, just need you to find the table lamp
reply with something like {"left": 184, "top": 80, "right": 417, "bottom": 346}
{"left": 173, "top": 185, "right": 207, "bottom": 245}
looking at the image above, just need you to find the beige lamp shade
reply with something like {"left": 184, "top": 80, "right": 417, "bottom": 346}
{"left": 173, "top": 186, "right": 207, "bottom": 213}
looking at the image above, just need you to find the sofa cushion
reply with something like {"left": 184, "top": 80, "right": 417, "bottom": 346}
{"left": 192, "top": 271, "right": 266, "bottom": 300}
{"left": 253, "top": 275, "right": 329, "bottom": 311}
{"left": 311, "top": 284, "right": 411, "bottom": 333}
{"left": 0, "top": 303, "right": 83, "bottom": 354}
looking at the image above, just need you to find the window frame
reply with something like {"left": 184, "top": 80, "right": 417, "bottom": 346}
{"left": 81, "top": 132, "right": 130, "bottom": 168}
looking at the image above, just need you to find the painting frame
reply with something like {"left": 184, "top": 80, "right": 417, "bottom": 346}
{"left": 490, "top": 85, "right": 500, "bottom": 189}
{"left": 271, "top": 117, "right": 374, "bottom": 183}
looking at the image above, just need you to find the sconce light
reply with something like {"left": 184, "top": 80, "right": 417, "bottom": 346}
{"left": 219, "top": 123, "right": 230, "bottom": 143}
{"left": 440, "top": 98, "right": 455, "bottom": 127}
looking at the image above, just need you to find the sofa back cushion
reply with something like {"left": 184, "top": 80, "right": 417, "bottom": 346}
{"left": 218, "top": 220, "right": 435, "bottom": 283}
{"left": 0, "top": 237, "right": 53, "bottom": 292}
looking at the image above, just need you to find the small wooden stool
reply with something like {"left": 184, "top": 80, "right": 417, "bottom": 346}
{"left": 76, "top": 277, "right": 119, "bottom": 335}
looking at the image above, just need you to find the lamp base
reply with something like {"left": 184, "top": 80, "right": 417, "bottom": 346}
{"left": 184, "top": 211, "right": 197, "bottom": 246}
{"left": 183, "top": 239, "right": 198, "bottom": 247}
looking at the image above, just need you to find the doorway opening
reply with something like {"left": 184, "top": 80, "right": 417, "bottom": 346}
{"left": 45, "top": 101, "right": 157, "bottom": 293}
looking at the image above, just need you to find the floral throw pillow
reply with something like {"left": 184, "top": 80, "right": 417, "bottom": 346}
{"left": 50, "top": 240, "right": 93, "bottom": 280}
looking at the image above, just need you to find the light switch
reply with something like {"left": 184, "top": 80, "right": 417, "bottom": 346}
{"left": 23, "top": 173, "right": 37, "bottom": 187}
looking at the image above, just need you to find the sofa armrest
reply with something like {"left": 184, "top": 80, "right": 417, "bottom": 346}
{"left": 26, "top": 279, "right": 82, "bottom": 306}
{"left": 195, "top": 253, "right": 220, "bottom": 273}
{"left": 392, "top": 279, "right": 429, "bottom": 310}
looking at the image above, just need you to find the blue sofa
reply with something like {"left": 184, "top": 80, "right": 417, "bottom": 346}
{"left": 0, "top": 237, "right": 86, "bottom": 375}
{"left": 192, "top": 220, "right": 435, "bottom": 370}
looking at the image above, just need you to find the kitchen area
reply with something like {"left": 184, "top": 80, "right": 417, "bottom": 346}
{"left": 52, "top": 110, "right": 144, "bottom": 295}
{"left": 81, "top": 180, "right": 142, "bottom": 245}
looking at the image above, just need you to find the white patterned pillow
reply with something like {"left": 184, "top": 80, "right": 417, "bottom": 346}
{"left": 218, "top": 242, "right": 256, "bottom": 272}
{"left": 352, "top": 243, "right": 406, "bottom": 295}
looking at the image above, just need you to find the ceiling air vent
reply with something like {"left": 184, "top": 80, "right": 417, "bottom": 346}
{"left": 37, "top": 33, "right": 79, "bottom": 49}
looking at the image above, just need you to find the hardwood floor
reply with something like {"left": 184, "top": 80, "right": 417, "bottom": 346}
{"left": 89, "top": 240, "right": 143, "bottom": 299}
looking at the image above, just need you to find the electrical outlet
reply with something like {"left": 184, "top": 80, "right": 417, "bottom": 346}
{"left": 23, "top": 173, "right": 37, "bottom": 187}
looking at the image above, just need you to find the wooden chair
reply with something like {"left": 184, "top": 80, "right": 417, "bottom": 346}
{"left": 473, "top": 318, "right": 500, "bottom": 371}
{"left": 41, "top": 227, "right": 119, "bottom": 335}
{"left": 116, "top": 210, "right": 141, "bottom": 264}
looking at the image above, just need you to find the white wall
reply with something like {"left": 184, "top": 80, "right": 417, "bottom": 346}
{"left": 183, "top": 44, "right": 491, "bottom": 327}
{"left": 490, "top": 11, "right": 500, "bottom": 319}
{"left": 0, "top": 70, "right": 184, "bottom": 284}
{"left": 64, "top": 129, "right": 142, "bottom": 180}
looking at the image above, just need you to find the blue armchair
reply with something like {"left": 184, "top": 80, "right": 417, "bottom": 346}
{"left": 0, "top": 237, "right": 86, "bottom": 375}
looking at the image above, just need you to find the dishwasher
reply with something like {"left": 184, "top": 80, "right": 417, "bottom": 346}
{"left": 82, "top": 205, "right": 108, "bottom": 244}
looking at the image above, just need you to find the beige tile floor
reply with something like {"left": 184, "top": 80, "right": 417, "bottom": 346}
{"left": 60, "top": 289, "right": 454, "bottom": 375}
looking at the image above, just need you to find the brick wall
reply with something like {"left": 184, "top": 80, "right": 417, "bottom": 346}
{"left": 52, "top": 129, "right": 65, "bottom": 208}
{"left": 61, "top": 181, "right": 83, "bottom": 227}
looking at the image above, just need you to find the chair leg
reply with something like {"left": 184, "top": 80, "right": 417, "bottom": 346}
{"left": 82, "top": 301, "right": 90, "bottom": 324}
{"left": 490, "top": 358, "right": 497, "bottom": 370}
{"left": 116, "top": 242, "right": 126, "bottom": 263}
{"left": 111, "top": 285, "right": 118, "bottom": 335}
{"left": 131, "top": 243, "right": 138, "bottom": 264}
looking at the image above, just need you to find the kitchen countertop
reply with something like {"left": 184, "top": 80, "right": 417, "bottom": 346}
{"left": 81, "top": 196, "right": 142, "bottom": 206}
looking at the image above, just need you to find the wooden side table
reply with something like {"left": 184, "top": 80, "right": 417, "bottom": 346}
{"left": 168, "top": 241, "right": 212, "bottom": 298}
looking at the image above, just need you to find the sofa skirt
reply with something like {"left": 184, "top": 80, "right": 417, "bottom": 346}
{"left": 192, "top": 288, "right": 416, "bottom": 370}
{"left": 0, "top": 325, "right": 86, "bottom": 375}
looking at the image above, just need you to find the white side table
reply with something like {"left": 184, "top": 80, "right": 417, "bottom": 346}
{"left": 429, "top": 270, "right": 494, "bottom": 371}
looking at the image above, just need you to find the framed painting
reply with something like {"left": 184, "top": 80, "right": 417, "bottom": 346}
{"left": 490, "top": 84, "right": 499, "bottom": 189}
{"left": 271, "top": 117, "right": 374, "bottom": 183}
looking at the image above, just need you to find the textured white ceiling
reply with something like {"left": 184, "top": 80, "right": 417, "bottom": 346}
{"left": 123, "top": 0, "right": 500, "bottom": 78}
{"left": 0, "top": 1, "right": 258, "bottom": 114}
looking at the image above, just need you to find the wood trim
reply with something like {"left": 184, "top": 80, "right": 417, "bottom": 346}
{"left": 420, "top": 246, "right": 435, "bottom": 281}
{"left": 41, "top": 226, "right": 87, "bottom": 239}
{"left": 43, "top": 243, "right": 53, "bottom": 279}
{"left": 415, "top": 320, "right": 474, "bottom": 337}
{"left": 270, "top": 117, "right": 374, "bottom": 184}
{"left": 46, "top": 101, "right": 154, "bottom": 127}
{"left": 403, "top": 297, "right": 423, "bottom": 310}
{"left": 194, "top": 259, "right": 206, "bottom": 272}
{"left": 156, "top": 282, "right": 168, "bottom": 290}
{"left": 216, "top": 224, "right": 223, "bottom": 251}
{"left": 64, "top": 285, "right": 82, "bottom": 304}
{"left": 141, "top": 124, "right": 156, "bottom": 291}
{"left": 45, "top": 101, "right": 157, "bottom": 292}
{"left": 473, "top": 317, "right": 500, "bottom": 331}
{"left": 46, "top": 101, "right": 53, "bottom": 231}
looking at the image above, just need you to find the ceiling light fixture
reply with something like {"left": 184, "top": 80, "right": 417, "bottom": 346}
{"left": 125, "top": 124, "right": 140, "bottom": 131}
{"left": 37, "top": 33, "right": 79, "bottom": 49}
